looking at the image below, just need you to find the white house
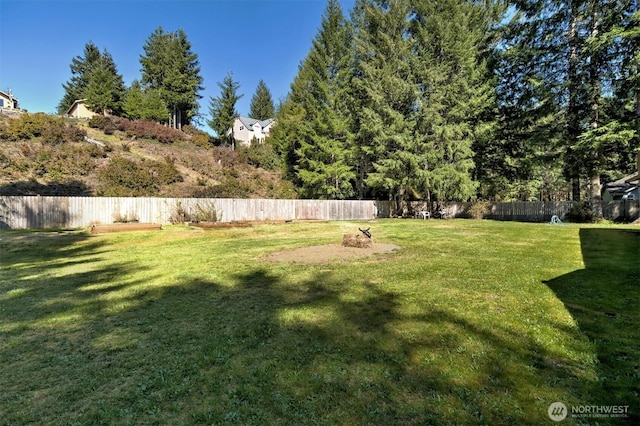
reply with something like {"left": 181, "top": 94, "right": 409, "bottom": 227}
{"left": 0, "top": 90, "right": 19, "bottom": 110}
{"left": 228, "top": 116, "right": 275, "bottom": 147}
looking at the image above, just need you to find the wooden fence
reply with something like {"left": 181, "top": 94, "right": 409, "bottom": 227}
{"left": 0, "top": 196, "right": 637, "bottom": 230}
{"left": 404, "top": 200, "right": 639, "bottom": 222}
{"left": 0, "top": 197, "right": 380, "bottom": 230}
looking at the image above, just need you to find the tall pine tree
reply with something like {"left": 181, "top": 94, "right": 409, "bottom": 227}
{"left": 411, "top": 0, "right": 496, "bottom": 204}
{"left": 287, "top": 0, "right": 355, "bottom": 199}
{"left": 249, "top": 80, "right": 275, "bottom": 120}
{"left": 124, "top": 80, "right": 169, "bottom": 122}
{"left": 57, "top": 42, "right": 102, "bottom": 114}
{"left": 350, "top": 0, "right": 421, "bottom": 210}
{"left": 207, "top": 72, "right": 243, "bottom": 147}
{"left": 140, "top": 27, "right": 204, "bottom": 129}
{"left": 268, "top": 0, "right": 356, "bottom": 199}
{"left": 84, "top": 51, "right": 126, "bottom": 116}
{"left": 498, "top": 0, "right": 637, "bottom": 201}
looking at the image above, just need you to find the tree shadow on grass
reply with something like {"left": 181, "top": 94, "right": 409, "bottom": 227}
{"left": 544, "top": 228, "right": 640, "bottom": 424}
{"left": 121, "top": 269, "right": 605, "bottom": 425}
{"left": 3, "top": 231, "right": 631, "bottom": 425}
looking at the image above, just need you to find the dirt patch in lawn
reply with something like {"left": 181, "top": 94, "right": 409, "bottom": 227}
{"left": 262, "top": 242, "right": 401, "bottom": 264}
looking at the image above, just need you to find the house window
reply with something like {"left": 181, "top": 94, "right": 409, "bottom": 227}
{"left": 239, "top": 126, "right": 244, "bottom": 130}
{"left": 0, "top": 99, "right": 4, "bottom": 108}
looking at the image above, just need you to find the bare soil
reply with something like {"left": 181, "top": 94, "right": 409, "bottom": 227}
{"left": 262, "top": 242, "right": 401, "bottom": 264}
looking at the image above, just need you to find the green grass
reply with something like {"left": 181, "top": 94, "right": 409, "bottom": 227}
{"left": 1, "top": 220, "right": 638, "bottom": 425}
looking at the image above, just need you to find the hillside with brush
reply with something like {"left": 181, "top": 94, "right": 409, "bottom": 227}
{"left": 0, "top": 112, "right": 297, "bottom": 198}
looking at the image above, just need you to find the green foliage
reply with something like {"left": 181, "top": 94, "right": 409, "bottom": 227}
{"left": 285, "top": 0, "right": 355, "bottom": 199}
{"left": 0, "top": 113, "right": 86, "bottom": 144}
{"left": 182, "top": 125, "right": 213, "bottom": 148}
{"left": 124, "top": 80, "right": 169, "bottom": 123}
{"left": 169, "top": 200, "right": 224, "bottom": 224}
{"left": 467, "top": 200, "right": 491, "bottom": 219}
{"left": 140, "top": 27, "right": 204, "bottom": 129}
{"left": 207, "top": 72, "right": 242, "bottom": 143}
{"left": 496, "top": 0, "right": 638, "bottom": 201}
{"left": 97, "top": 156, "right": 182, "bottom": 196}
{"left": 238, "top": 141, "right": 281, "bottom": 171}
{"left": 269, "top": 98, "right": 306, "bottom": 180}
{"left": 57, "top": 42, "right": 102, "bottom": 114}
{"left": 192, "top": 200, "right": 222, "bottom": 223}
{"left": 84, "top": 51, "right": 126, "bottom": 116}
{"left": 248, "top": 79, "right": 275, "bottom": 120}
{"left": 0, "top": 113, "right": 293, "bottom": 198}
{"left": 565, "top": 201, "right": 596, "bottom": 223}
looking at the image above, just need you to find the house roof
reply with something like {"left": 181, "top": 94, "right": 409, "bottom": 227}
{"left": 66, "top": 99, "right": 88, "bottom": 115}
{"left": 237, "top": 115, "right": 274, "bottom": 130}
{"left": 0, "top": 90, "right": 19, "bottom": 104}
{"left": 604, "top": 172, "right": 639, "bottom": 195}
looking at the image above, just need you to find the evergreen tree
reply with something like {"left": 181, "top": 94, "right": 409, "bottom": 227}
{"left": 249, "top": 80, "right": 275, "bottom": 120}
{"left": 350, "top": 0, "right": 422, "bottom": 210}
{"left": 57, "top": 42, "right": 102, "bottom": 114}
{"left": 124, "top": 81, "right": 169, "bottom": 122}
{"left": 124, "top": 80, "right": 145, "bottom": 120}
{"left": 411, "top": 0, "right": 497, "bottom": 204}
{"left": 288, "top": 0, "right": 355, "bottom": 199}
{"left": 84, "top": 51, "right": 125, "bottom": 116}
{"left": 207, "top": 72, "right": 243, "bottom": 147}
{"left": 143, "top": 88, "right": 170, "bottom": 123}
{"left": 498, "top": 0, "right": 637, "bottom": 201}
{"left": 269, "top": 96, "right": 306, "bottom": 182}
{"left": 575, "top": 1, "right": 639, "bottom": 197}
{"left": 140, "top": 27, "right": 204, "bottom": 129}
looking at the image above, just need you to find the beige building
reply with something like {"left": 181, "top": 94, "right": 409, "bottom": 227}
{"left": 0, "top": 90, "right": 19, "bottom": 110}
{"left": 66, "top": 99, "right": 97, "bottom": 119}
{"left": 229, "top": 116, "right": 275, "bottom": 147}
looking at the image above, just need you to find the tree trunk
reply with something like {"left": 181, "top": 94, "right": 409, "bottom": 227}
{"left": 567, "top": 0, "right": 582, "bottom": 201}
{"left": 588, "top": 0, "right": 602, "bottom": 202}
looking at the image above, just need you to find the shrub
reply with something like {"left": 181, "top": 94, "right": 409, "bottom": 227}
{"left": 183, "top": 125, "right": 213, "bottom": 148}
{"left": 0, "top": 113, "right": 85, "bottom": 143}
{"left": 97, "top": 156, "right": 183, "bottom": 196}
{"left": 467, "top": 200, "right": 491, "bottom": 219}
{"left": 192, "top": 200, "right": 222, "bottom": 222}
{"left": 97, "top": 157, "right": 158, "bottom": 196}
{"left": 168, "top": 201, "right": 191, "bottom": 224}
{"left": 150, "top": 156, "right": 183, "bottom": 185}
{"left": 41, "top": 122, "right": 86, "bottom": 145}
{"left": 565, "top": 201, "right": 596, "bottom": 223}
{"left": 123, "top": 120, "right": 185, "bottom": 144}
{"left": 238, "top": 142, "right": 281, "bottom": 171}
{"left": 88, "top": 115, "right": 127, "bottom": 133}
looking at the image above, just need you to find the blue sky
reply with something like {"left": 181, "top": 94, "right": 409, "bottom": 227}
{"left": 0, "top": 0, "right": 355, "bottom": 128}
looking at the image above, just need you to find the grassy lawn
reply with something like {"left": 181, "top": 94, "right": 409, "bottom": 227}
{"left": 1, "top": 220, "right": 638, "bottom": 425}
